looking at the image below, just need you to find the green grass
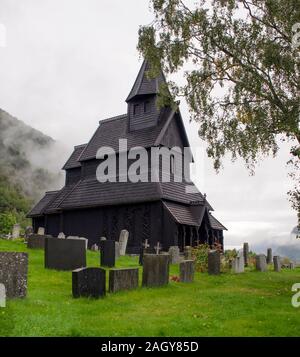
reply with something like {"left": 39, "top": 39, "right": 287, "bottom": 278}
{"left": 0, "top": 239, "right": 300, "bottom": 336}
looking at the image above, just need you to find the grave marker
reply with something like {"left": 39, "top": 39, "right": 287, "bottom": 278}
{"left": 72, "top": 267, "right": 106, "bottom": 299}
{"left": 109, "top": 268, "right": 139, "bottom": 293}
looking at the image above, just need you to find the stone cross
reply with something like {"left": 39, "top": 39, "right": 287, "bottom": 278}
{"left": 154, "top": 242, "right": 161, "bottom": 255}
{"left": 143, "top": 239, "right": 150, "bottom": 250}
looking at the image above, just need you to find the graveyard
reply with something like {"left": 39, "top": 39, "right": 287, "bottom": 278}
{"left": 0, "top": 238, "right": 300, "bottom": 337}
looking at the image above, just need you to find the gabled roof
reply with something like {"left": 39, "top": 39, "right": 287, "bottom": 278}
{"left": 60, "top": 178, "right": 161, "bottom": 209}
{"left": 44, "top": 184, "right": 79, "bottom": 214}
{"left": 62, "top": 144, "right": 87, "bottom": 170}
{"left": 27, "top": 191, "right": 59, "bottom": 217}
{"left": 163, "top": 201, "right": 203, "bottom": 226}
{"left": 126, "top": 60, "right": 166, "bottom": 102}
{"left": 79, "top": 107, "right": 173, "bottom": 162}
{"left": 209, "top": 213, "right": 227, "bottom": 231}
{"left": 52, "top": 177, "right": 207, "bottom": 211}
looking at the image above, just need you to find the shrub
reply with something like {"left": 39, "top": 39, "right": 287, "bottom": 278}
{"left": 0, "top": 211, "right": 17, "bottom": 234}
{"left": 192, "top": 244, "right": 210, "bottom": 272}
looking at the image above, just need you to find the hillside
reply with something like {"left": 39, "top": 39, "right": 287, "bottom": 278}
{"left": 0, "top": 109, "right": 63, "bottom": 232}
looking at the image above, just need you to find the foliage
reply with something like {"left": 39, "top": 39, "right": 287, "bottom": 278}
{"left": 0, "top": 212, "right": 17, "bottom": 234}
{"left": 1, "top": 239, "right": 300, "bottom": 337}
{"left": 192, "top": 243, "right": 210, "bottom": 272}
{"left": 138, "top": 0, "right": 300, "bottom": 223}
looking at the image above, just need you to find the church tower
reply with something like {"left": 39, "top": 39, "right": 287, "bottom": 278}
{"left": 126, "top": 60, "right": 166, "bottom": 131}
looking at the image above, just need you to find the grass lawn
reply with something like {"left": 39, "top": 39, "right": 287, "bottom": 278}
{"left": 0, "top": 239, "right": 300, "bottom": 337}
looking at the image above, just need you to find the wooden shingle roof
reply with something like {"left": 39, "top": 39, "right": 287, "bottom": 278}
{"left": 163, "top": 201, "right": 204, "bottom": 226}
{"left": 27, "top": 190, "right": 59, "bottom": 217}
{"left": 126, "top": 60, "right": 166, "bottom": 102}
{"left": 209, "top": 214, "right": 227, "bottom": 231}
{"left": 79, "top": 108, "right": 173, "bottom": 162}
{"left": 62, "top": 144, "right": 87, "bottom": 170}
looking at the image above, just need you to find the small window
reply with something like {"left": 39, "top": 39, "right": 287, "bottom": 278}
{"left": 170, "top": 155, "right": 175, "bottom": 175}
{"left": 133, "top": 104, "right": 140, "bottom": 115}
{"left": 144, "top": 101, "right": 151, "bottom": 113}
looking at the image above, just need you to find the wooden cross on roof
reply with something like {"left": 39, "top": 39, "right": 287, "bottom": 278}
{"left": 154, "top": 242, "right": 161, "bottom": 255}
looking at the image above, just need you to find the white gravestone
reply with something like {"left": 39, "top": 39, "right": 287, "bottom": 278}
{"left": 12, "top": 224, "right": 21, "bottom": 239}
{"left": 37, "top": 227, "right": 45, "bottom": 235}
{"left": 232, "top": 256, "right": 245, "bottom": 273}
{"left": 67, "top": 236, "right": 88, "bottom": 250}
{"left": 0, "top": 283, "right": 6, "bottom": 308}
{"left": 58, "top": 232, "right": 66, "bottom": 239}
{"left": 119, "top": 230, "right": 129, "bottom": 256}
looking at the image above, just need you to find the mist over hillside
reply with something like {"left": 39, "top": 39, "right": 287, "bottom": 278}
{"left": 0, "top": 108, "right": 66, "bottom": 223}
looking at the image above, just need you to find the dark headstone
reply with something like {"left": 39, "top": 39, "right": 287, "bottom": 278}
{"left": 142, "top": 254, "right": 169, "bottom": 287}
{"left": 267, "top": 248, "right": 273, "bottom": 264}
{"left": 256, "top": 254, "right": 267, "bottom": 272}
{"left": 208, "top": 250, "right": 220, "bottom": 275}
{"left": 243, "top": 242, "right": 249, "bottom": 267}
{"left": 0, "top": 252, "right": 28, "bottom": 298}
{"left": 273, "top": 256, "right": 281, "bottom": 272}
{"left": 45, "top": 237, "right": 86, "bottom": 271}
{"left": 139, "top": 246, "right": 152, "bottom": 266}
{"left": 100, "top": 240, "right": 115, "bottom": 267}
{"left": 27, "top": 234, "right": 52, "bottom": 249}
{"left": 109, "top": 268, "right": 139, "bottom": 293}
{"left": 179, "top": 260, "right": 195, "bottom": 282}
{"left": 72, "top": 267, "right": 106, "bottom": 298}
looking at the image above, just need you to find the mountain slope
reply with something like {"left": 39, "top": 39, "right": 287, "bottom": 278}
{"left": 0, "top": 108, "right": 63, "bottom": 232}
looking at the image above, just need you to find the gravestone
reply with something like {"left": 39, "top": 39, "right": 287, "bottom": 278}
{"left": 109, "top": 268, "right": 139, "bottom": 293}
{"left": 91, "top": 244, "right": 99, "bottom": 252}
{"left": 267, "top": 248, "right": 273, "bottom": 264}
{"left": 0, "top": 252, "right": 28, "bottom": 298}
{"left": 119, "top": 230, "right": 129, "bottom": 256}
{"left": 256, "top": 254, "right": 267, "bottom": 272}
{"left": 27, "top": 234, "right": 52, "bottom": 249}
{"left": 25, "top": 226, "right": 33, "bottom": 239}
{"left": 67, "top": 236, "right": 88, "bottom": 250}
{"left": 232, "top": 256, "right": 245, "bottom": 273}
{"left": 208, "top": 250, "right": 220, "bottom": 275}
{"left": 289, "top": 262, "right": 295, "bottom": 270}
{"left": 100, "top": 240, "right": 115, "bottom": 267}
{"left": 37, "top": 227, "right": 45, "bottom": 235}
{"left": 12, "top": 224, "right": 21, "bottom": 239}
{"left": 273, "top": 256, "right": 281, "bottom": 272}
{"left": 168, "top": 246, "right": 180, "bottom": 264}
{"left": 72, "top": 267, "right": 106, "bottom": 299}
{"left": 179, "top": 260, "right": 195, "bottom": 283}
{"left": 0, "top": 283, "right": 5, "bottom": 307}
{"left": 57, "top": 232, "right": 66, "bottom": 239}
{"left": 115, "top": 241, "right": 120, "bottom": 260}
{"left": 99, "top": 237, "right": 107, "bottom": 250}
{"left": 45, "top": 237, "right": 86, "bottom": 271}
{"left": 243, "top": 242, "right": 249, "bottom": 267}
{"left": 184, "top": 246, "right": 193, "bottom": 260}
{"left": 139, "top": 239, "right": 150, "bottom": 266}
{"left": 142, "top": 254, "right": 170, "bottom": 287}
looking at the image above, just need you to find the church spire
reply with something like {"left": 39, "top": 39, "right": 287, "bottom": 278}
{"left": 126, "top": 59, "right": 165, "bottom": 102}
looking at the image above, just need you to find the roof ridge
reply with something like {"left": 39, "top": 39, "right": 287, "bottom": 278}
{"left": 98, "top": 113, "right": 127, "bottom": 124}
{"left": 74, "top": 143, "right": 87, "bottom": 149}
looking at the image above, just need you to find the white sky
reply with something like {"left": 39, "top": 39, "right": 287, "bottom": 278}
{"left": 0, "top": 0, "right": 297, "bottom": 250}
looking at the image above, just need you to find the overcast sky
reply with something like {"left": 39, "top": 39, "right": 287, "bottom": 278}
{"left": 0, "top": 0, "right": 297, "bottom": 251}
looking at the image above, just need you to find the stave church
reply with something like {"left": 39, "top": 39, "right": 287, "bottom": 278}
{"left": 28, "top": 60, "right": 226, "bottom": 253}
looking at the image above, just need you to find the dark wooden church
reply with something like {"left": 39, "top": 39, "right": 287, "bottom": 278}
{"left": 28, "top": 60, "right": 226, "bottom": 253}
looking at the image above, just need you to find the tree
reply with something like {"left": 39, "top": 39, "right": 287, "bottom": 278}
{"left": 138, "top": 0, "right": 300, "bottom": 225}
